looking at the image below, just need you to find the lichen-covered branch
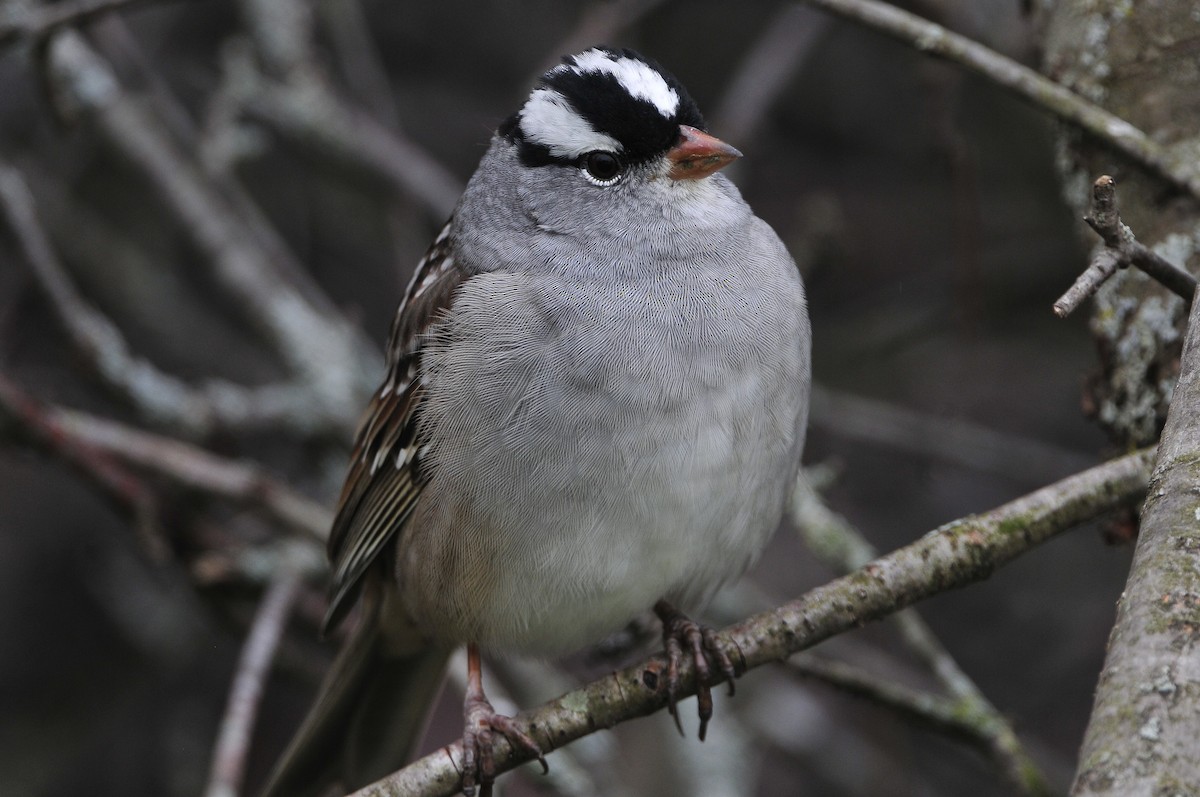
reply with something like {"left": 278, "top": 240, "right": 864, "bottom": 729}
{"left": 353, "top": 447, "right": 1154, "bottom": 797}
{"left": 1071, "top": 285, "right": 1200, "bottom": 794}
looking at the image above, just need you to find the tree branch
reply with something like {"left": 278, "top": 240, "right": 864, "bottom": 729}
{"left": 53, "top": 406, "right": 332, "bottom": 542}
{"left": 711, "top": 5, "right": 830, "bottom": 147}
{"left": 352, "top": 447, "right": 1154, "bottom": 797}
{"left": 240, "top": 81, "right": 462, "bottom": 220}
{"left": 233, "top": 0, "right": 461, "bottom": 219}
{"left": 809, "top": 384, "right": 1094, "bottom": 484}
{"left": 315, "top": 0, "right": 401, "bottom": 129}
{"left": 797, "top": 0, "right": 1200, "bottom": 200}
{"left": 1071, "top": 290, "right": 1200, "bottom": 790}
{"left": 535, "top": 0, "right": 670, "bottom": 82}
{"left": 1054, "top": 175, "right": 1197, "bottom": 317}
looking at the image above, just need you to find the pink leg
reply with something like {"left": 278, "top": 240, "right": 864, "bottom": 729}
{"left": 460, "top": 643, "right": 547, "bottom": 797}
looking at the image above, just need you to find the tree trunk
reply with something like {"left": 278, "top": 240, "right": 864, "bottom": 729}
{"left": 1039, "top": 3, "right": 1200, "bottom": 793}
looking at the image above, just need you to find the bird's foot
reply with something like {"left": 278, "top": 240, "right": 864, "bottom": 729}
{"left": 461, "top": 647, "right": 547, "bottom": 797}
{"left": 654, "top": 599, "right": 741, "bottom": 741}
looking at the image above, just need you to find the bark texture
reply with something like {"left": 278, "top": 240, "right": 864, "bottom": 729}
{"left": 1071, "top": 288, "right": 1200, "bottom": 795}
{"left": 1040, "top": 2, "right": 1200, "bottom": 446}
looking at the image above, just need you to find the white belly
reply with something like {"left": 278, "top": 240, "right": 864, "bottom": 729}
{"left": 397, "top": 267, "right": 808, "bottom": 654}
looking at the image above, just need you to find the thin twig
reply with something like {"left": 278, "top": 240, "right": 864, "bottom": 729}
{"left": 788, "top": 654, "right": 993, "bottom": 743}
{"left": 53, "top": 406, "right": 333, "bottom": 541}
{"left": 88, "top": 14, "right": 199, "bottom": 147}
{"left": 241, "top": 80, "right": 462, "bottom": 219}
{"left": 1052, "top": 248, "right": 1124, "bottom": 319}
{"left": 536, "top": 0, "right": 670, "bottom": 83}
{"left": 237, "top": 0, "right": 318, "bottom": 81}
{"left": 204, "top": 567, "right": 304, "bottom": 797}
{"left": 798, "top": 0, "right": 1200, "bottom": 200}
{"left": 352, "top": 447, "right": 1155, "bottom": 797}
{"left": 1054, "top": 175, "right": 1198, "bottom": 317}
{"left": 84, "top": 16, "right": 337, "bottom": 296}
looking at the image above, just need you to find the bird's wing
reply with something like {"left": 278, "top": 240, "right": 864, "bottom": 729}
{"left": 322, "top": 220, "right": 466, "bottom": 633}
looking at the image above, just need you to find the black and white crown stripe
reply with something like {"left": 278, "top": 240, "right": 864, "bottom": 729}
{"left": 564, "top": 48, "right": 681, "bottom": 117}
{"left": 502, "top": 47, "right": 705, "bottom": 167}
{"left": 517, "top": 49, "right": 681, "bottom": 159}
{"left": 518, "top": 87, "right": 623, "bottom": 160}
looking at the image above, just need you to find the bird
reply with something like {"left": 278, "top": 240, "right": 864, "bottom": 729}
{"left": 261, "top": 45, "right": 811, "bottom": 797}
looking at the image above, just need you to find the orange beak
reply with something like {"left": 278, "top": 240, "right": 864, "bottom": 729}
{"left": 666, "top": 125, "right": 742, "bottom": 181}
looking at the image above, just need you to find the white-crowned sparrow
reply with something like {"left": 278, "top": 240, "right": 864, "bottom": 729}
{"left": 262, "top": 46, "right": 810, "bottom": 797}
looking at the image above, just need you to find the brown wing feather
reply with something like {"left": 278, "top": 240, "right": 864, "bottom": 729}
{"left": 323, "top": 220, "right": 464, "bottom": 633}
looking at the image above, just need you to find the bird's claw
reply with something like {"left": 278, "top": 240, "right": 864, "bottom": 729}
{"left": 654, "top": 600, "right": 740, "bottom": 741}
{"left": 461, "top": 693, "right": 547, "bottom": 797}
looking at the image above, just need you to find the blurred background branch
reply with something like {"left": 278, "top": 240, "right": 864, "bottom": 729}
{"left": 797, "top": 0, "right": 1200, "bottom": 200}
{"left": 0, "top": 0, "right": 157, "bottom": 47}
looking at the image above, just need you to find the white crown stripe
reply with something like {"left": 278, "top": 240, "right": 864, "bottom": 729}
{"left": 559, "top": 49, "right": 679, "bottom": 118}
{"left": 518, "top": 88, "right": 623, "bottom": 159}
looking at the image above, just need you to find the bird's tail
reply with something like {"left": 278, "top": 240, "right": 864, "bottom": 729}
{"left": 259, "top": 592, "right": 451, "bottom": 797}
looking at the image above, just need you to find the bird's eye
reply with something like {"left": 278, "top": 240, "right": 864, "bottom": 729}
{"left": 581, "top": 151, "right": 624, "bottom": 186}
